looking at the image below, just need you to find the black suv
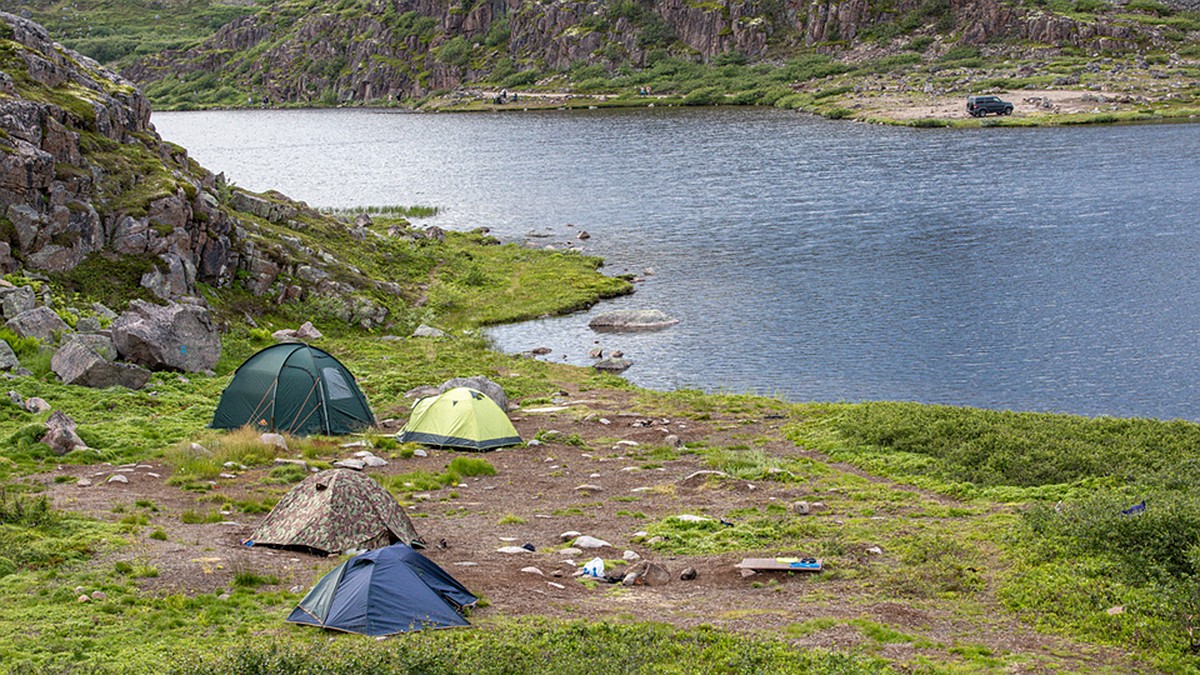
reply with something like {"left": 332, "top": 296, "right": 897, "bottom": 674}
{"left": 967, "top": 95, "right": 1013, "bottom": 117}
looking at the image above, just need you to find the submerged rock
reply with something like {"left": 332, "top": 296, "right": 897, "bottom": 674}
{"left": 588, "top": 310, "right": 679, "bottom": 332}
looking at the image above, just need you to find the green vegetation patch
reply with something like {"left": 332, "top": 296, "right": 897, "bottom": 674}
{"left": 786, "top": 401, "right": 1200, "bottom": 498}
{"left": 169, "top": 619, "right": 889, "bottom": 674}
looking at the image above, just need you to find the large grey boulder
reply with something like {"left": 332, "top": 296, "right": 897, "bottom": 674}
{"left": 0, "top": 340, "right": 18, "bottom": 370}
{"left": 588, "top": 309, "right": 679, "bottom": 332}
{"left": 41, "top": 410, "right": 87, "bottom": 455}
{"left": 52, "top": 339, "right": 151, "bottom": 389}
{"left": 61, "top": 333, "right": 117, "bottom": 361}
{"left": 594, "top": 357, "right": 634, "bottom": 373}
{"left": 111, "top": 300, "right": 220, "bottom": 372}
{"left": 5, "top": 306, "right": 70, "bottom": 343}
{"left": 0, "top": 285, "right": 36, "bottom": 319}
{"left": 439, "top": 375, "right": 508, "bottom": 411}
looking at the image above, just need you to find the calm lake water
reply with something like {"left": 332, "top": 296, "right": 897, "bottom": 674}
{"left": 154, "top": 107, "right": 1200, "bottom": 421}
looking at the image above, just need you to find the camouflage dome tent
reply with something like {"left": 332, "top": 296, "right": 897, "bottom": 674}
{"left": 211, "top": 343, "right": 374, "bottom": 436}
{"left": 247, "top": 469, "right": 423, "bottom": 555}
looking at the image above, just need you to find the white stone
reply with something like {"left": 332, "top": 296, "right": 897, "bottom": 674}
{"left": 559, "top": 531, "right": 582, "bottom": 542}
{"left": 573, "top": 535, "right": 612, "bottom": 549}
{"left": 866, "top": 546, "right": 883, "bottom": 555}
{"left": 413, "top": 449, "right": 428, "bottom": 457}
{"left": 520, "top": 566, "right": 544, "bottom": 576}
{"left": 673, "top": 514, "right": 712, "bottom": 522}
{"left": 560, "top": 547, "right": 583, "bottom": 557}
{"left": 623, "top": 550, "right": 641, "bottom": 561}
{"left": 106, "top": 474, "right": 128, "bottom": 484}
{"left": 259, "top": 433, "right": 288, "bottom": 451}
{"left": 574, "top": 484, "right": 603, "bottom": 492}
{"left": 548, "top": 582, "right": 565, "bottom": 590}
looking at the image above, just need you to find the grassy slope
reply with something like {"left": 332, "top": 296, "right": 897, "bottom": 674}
{"left": 11, "top": 0, "right": 1200, "bottom": 123}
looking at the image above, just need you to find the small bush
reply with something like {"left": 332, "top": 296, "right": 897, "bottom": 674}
{"left": 447, "top": 457, "right": 497, "bottom": 477}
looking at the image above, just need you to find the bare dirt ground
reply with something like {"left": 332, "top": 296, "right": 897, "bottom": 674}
{"left": 845, "top": 89, "right": 1142, "bottom": 121}
{"left": 34, "top": 384, "right": 1154, "bottom": 673}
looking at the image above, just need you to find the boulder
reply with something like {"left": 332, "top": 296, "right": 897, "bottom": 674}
{"left": 110, "top": 300, "right": 220, "bottom": 372}
{"left": 24, "top": 396, "right": 50, "bottom": 414}
{"left": 51, "top": 339, "right": 151, "bottom": 390}
{"left": 593, "top": 358, "right": 633, "bottom": 373}
{"left": 0, "top": 340, "right": 18, "bottom": 370}
{"left": 0, "top": 285, "right": 36, "bottom": 318}
{"left": 294, "top": 321, "right": 322, "bottom": 340}
{"left": 588, "top": 309, "right": 679, "bottom": 332}
{"left": 41, "top": 410, "right": 86, "bottom": 455}
{"left": 5, "top": 306, "right": 70, "bottom": 343}
{"left": 438, "top": 376, "right": 508, "bottom": 411}
{"left": 61, "top": 333, "right": 117, "bottom": 361}
{"left": 624, "top": 561, "right": 671, "bottom": 586}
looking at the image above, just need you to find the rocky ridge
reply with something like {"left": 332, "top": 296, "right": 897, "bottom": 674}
{"left": 119, "top": 0, "right": 1186, "bottom": 105}
{"left": 0, "top": 12, "right": 398, "bottom": 327}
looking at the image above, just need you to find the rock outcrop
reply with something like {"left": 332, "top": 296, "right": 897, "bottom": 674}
{"left": 0, "top": 12, "right": 397, "bottom": 334}
{"left": 116, "top": 0, "right": 1173, "bottom": 106}
{"left": 0, "top": 12, "right": 237, "bottom": 297}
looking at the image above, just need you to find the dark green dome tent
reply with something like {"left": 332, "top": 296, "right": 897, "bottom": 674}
{"left": 212, "top": 343, "right": 374, "bottom": 436}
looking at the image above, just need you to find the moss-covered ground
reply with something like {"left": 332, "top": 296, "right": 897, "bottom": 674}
{"left": 2, "top": 211, "right": 1200, "bottom": 671}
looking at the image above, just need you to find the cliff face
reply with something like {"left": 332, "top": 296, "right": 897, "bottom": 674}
{"left": 120, "top": 0, "right": 1173, "bottom": 105}
{"left": 0, "top": 12, "right": 237, "bottom": 297}
{"left": 0, "top": 12, "right": 393, "bottom": 327}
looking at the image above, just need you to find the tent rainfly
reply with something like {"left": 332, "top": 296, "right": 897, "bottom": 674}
{"left": 211, "top": 343, "right": 374, "bottom": 436}
{"left": 287, "top": 543, "right": 477, "bottom": 635}
{"left": 247, "top": 469, "right": 422, "bottom": 555}
{"left": 397, "top": 386, "right": 521, "bottom": 451}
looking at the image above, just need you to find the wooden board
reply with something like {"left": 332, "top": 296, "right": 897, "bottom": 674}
{"left": 734, "top": 557, "right": 823, "bottom": 572}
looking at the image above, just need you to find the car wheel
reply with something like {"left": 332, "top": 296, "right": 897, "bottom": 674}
{"left": 1003, "top": 107, "right": 1012, "bottom": 115}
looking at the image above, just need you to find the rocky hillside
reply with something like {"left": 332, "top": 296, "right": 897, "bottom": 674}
{"left": 106, "top": 0, "right": 1198, "bottom": 106}
{"left": 0, "top": 11, "right": 404, "bottom": 326}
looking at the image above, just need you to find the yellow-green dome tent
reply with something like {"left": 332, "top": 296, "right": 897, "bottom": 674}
{"left": 398, "top": 387, "right": 520, "bottom": 451}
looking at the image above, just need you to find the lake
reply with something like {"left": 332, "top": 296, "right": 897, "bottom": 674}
{"left": 153, "top": 107, "right": 1200, "bottom": 421}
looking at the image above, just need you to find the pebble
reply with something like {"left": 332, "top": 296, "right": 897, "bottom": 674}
{"left": 574, "top": 484, "right": 603, "bottom": 492}
{"left": 497, "top": 546, "right": 533, "bottom": 554}
{"left": 90, "top": 591, "right": 106, "bottom": 600}
{"left": 559, "top": 547, "right": 583, "bottom": 557}
{"left": 598, "top": 418, "right": 610, "bottom": 425}
{"left": 547, "top": 582, "right": 565, "bottom": 590}
{"left": 77, "top": 595, "right": 90, "bottom": 603}
{"left": 453, "top": 562, "right": 479, "bottom": 567}
{"left": 520, "top": 566, "right": 544, "bottom": 576}
{"left": 76, "top": 478, "right": 91, "bottom": 487}
{"left": 413, "top": 449, "right": 428, "bottom": 457}
{"left": 106, "top": 474, "right": 128, "bottom": 484}
{"left": 866, "top": 546, "right": 883, "bottom": 555}
{"left": 559, "top": 531, "right": 582, "bottom": 542}
{"left": 622, "top": 550, "right": 641, "bottom": 561}
{"left": 680, "top": 567, "right": 698, "bottom": 581}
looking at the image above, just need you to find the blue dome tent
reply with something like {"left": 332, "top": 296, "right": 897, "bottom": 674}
{"left": 287, "top": 544, "right": 476, "bottom": 635}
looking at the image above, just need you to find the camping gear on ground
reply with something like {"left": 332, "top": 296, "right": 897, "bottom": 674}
{"left": 246, "top": 469, "right": 422, "bottom": 554}
{"left": 287, "top": 543, "right": 476, "bottom": 635}
{"left": 734, "top": 557, "right": 823, "bottom": 572}
{"left": 583, "top": 557, "right": 605, "bottom": 578}
{"left": 211, "top": 343, "right": 374, "bottom": 436}
{"left": 397, "top": 386, "right": 521, "bottom": 451}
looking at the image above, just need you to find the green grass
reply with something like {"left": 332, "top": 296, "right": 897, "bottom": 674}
{"left": 167, "top": 619, "right": 891, "bottom": 674}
